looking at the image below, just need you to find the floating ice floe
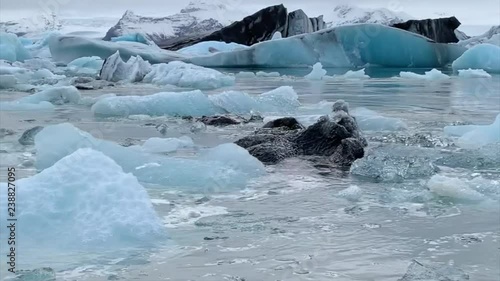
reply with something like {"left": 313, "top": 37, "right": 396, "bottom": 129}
{"left": 0, "top": 86, "right": 80, "bottom": 111}
{"left": 34, "top": 123, "right": 265, "bottom": 191}
{"left": 351, "top": 107, "right": 408, "bottom": 131}
{"left": 143, "top": 61, "right": 235, "bottom": 89}
{"left": 92, "top": 86, "right": 299, "bottom": 117}
{"left": 177, "top": 41, "right": 248, "bottom": 56}
{"left": 256, "top": 71, "right": 281, "bottom": 77}
{"left": 0, "top": 32, "right": 32, "bottom": 62}
{"left": 304, "top": 62, "right": 327, "bottom": 80}
{"left": 457, "top": 68, "right": 492, "bottom": 78}
{"left": 235, "top": 71, "right": 257, "bottom": 78}
{"left": 0, "top": 148, "right": 165, "bottom": 247}
{"left": 444, "top": 114, "right": 500, "bottom": 149}
{"left": 427, "top": 174, "right": 488, "bottom": 201}
{"left": 338, "top": 68, "right": 370, "bottom": 79}
{"left": 452, "top": 43, "right": 500, "bottom": 73}
{"left": 351, "top": 145, "right": 438, "bottom": 182}
{"left": 188, "top": 24, "right": 466, "bottom": 68}
{"left": 399, "top": 68, "right": 450, "bottom": 79}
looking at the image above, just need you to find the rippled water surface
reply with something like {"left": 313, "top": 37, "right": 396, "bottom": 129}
{"left": 0, "top": 68, "right": 499, "bottom": 281}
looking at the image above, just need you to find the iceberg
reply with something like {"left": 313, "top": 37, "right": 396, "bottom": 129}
{"left": 49, "top": 35, "right": 188, "bottom": 64}
{"left": 100, "top": 51, "right": 152, "bottom": 82}
{"left": 457, "top": 68, "right": 492, "bottom": 78}
{"left": 452, "top": 43, "right": 500, "bottom": 73}
{"left": 0, "top": 148, "right": 165, "bottom": 247}
{"left": 458, "top": 25, "right": 500, "bottom": 48}
{"left": 143, "top": 61, "right": 235, "bottom": 89}
{"left": 399, "top": 68, "right": 450, "bottom": 79}
{"left": 67, "top": 56, "right": 104, "bottom": 74}
{"left": 338, "top": 68, "right": 370, "bottom": 79}
{"left": 187, "top": 24, "right": 466, "bottom": 68}
{"left": 304, "top": 62, "right": 327, "bottom": 80}
{"left": 0, "top": 32, "right": 32, "bottom": 62}
{"left": 177, "top": 41, "right": 248, "bottom": 56}
{"left": 92, "top": 86, "right": 299, "bottom": 117}
{"left": 34, "top": 123, "right": 265, "bottom": 191}
{"left": 134, "top": 136, "right": 195, "bottom": 153}
{"left": 444, "top": 114, "right": 500, "bottom": 148}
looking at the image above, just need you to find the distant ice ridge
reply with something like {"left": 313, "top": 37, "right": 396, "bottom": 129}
{"left": 92, "top": 86, "right": 299, "bottom": 117}
{"left": 188, "top": 24, "right": 465, "bottom": 68}
{"left": 444, "top": 114, "right": 500, "bottom": 149}
{"left": 0, "top": 86, "right": 80, "bottom": 111}
{"left": 34, "top": 123, "right": 265, "bottom": 191}
{"left": 177, "top": 41, "right": 248, "bottom": 56}
{"left": 0, "top": 32, "right": 32, "bottom": 62}
{"left": 399, "top": 69, "right": 450, "bottom": 79}
{"left": 458, "top": 25, "right": 500, "bottom": 48}
{"left": 452, "top": 43, "right": 500, "bottom": 73}
{"left": 0, "top": 148, "right": 165, "bottom": 248}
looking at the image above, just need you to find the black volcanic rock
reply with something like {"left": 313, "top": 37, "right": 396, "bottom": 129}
{"left": 235, "top": 100, "right": 367, "bottom": 165}
{"left": 283, "top": 9, "right": 325, "bottom": 37}
{"left": 391, "top": 17, "right": 461, "bottom": 43}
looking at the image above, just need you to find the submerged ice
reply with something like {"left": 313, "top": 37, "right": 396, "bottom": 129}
{"left": 34, "top": 123, "right": 265, "bottom": 191}
{"left": 0, "top": 148, "right": 165, "bottom": 247}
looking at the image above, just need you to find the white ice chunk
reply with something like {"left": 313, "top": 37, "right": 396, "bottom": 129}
{"left": 34, "top": 123, "right": 265, "bottom": 191}
{"left": 177, "top": 41, "right": 248, "bottom": 56}
{"left": 0, "top": 32, "right": 32, "bottom": 62}
{"left": 339, "top": 68, "right": 370, "bottom": 79}
{"left": 337, "top": 185, "right": 362, "bottom": 201}
{"left": 256, "top": 71, "right": 281, "bottom": 77}
{"left": 351, "top": 107, "right": 408, "bottom": 131}
{"left": 20, "top": 86, "right": 81, "bottom": 105}
{"left": 271, "top": 31, "right": 283, "bottom": 40}
{"left": 304, "top": 62, "right": 327, "bottom": 80}
{"left": 92, "top": 86, "right": 300, "bottom": 117}
{"left": 458, "top": 68, "right": 492, "bottom": 78}
{"left": 427, "top": 175, "right": 484, "bottom": 201}
{"left": 143, "top": 61, "right": 235, "bottom": 90}
{"left": 0, "top": 148, "right": 165, "bottom": 247}
{"left": 137, "top": 136, "right": 194, "bottom": 153}
{"left": 452, "top": 43, "right": 500, "bottom": 73}
{"left": 399, "top": 68, "right": 450, "bottom": 79}
{"left": 444, "top": 114, "right": 500, "bottom": 148}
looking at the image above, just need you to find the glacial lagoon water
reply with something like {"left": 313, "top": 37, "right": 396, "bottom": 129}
{"left": 0, "top": 67, "right": 499, "bottom": 281}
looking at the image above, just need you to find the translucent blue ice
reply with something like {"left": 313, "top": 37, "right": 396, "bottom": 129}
{"left": 110, "top": 33, "right": 156, "bottom": 46}
{"left": 0, "top": 32, "right": 32, "bottom": 62}
{"left": 452, "top": 43, "right": 500, "bottom": 73}
{"left": 34, "top": 123, "right": 265, "bottom": 191}
{"left": 188, "top": 24, "right": 466, "bottom": 68}
{"left": 67, "top": 56, "right": 104, "bottom": 70}
{"left": 92, "top": 86, "right": 300, "bottom": 117}
{"left": 0, "top": 86, "right": 80, "bottom": 111}
{"left": 444, "top": 114, "right": 500, "bottom": 148}
{"left": 177, "top": 41, "right": 248, "bottom": 56}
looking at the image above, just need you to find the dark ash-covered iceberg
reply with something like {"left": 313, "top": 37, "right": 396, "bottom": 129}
{"left": 391, "top": 16, "right": 461, "bottom": 43}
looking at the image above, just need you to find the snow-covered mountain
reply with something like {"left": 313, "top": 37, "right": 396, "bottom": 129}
{"left": 325, "top": 5, "right": 413, "bottom": 28}
{"left": 103, "top": 0, "right": 249, "bottom": 41}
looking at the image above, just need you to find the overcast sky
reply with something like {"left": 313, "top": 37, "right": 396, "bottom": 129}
{"left": 0, "top": 0, "right": 499, "bottom": 26}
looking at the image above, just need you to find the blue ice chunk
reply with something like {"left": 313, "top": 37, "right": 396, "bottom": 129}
{"left": 0, "top": 32, "right": 32, "bottom": 62}
{"left": 34, "top": 123, "right": 265, "bottom": 191}
{"left": 49, "top": 35, "right": 188, "bottom": 64}
{"left": 188, "top": 24, "right": 466, "bottom": 68}
{"left": 452, "top": 43, "right": 500, "bottom": 73}
{"left": 0, "top": 148, "right": 165, "bottom": 248}
{"left": 178, "top": 41, "right": 248, "bottom": 56}
{"left": 0, "top": 86, "right": 80, "bottom": 111}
